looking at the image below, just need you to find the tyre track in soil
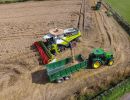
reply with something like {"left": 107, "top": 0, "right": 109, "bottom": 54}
{"left": 0, "top": 0, "right": 129, "bottom": 100}
{"left": 0, "top": 34, "right": 43, "bottom": 40}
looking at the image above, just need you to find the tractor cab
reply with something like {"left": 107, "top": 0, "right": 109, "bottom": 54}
{"left": 88, "top": 48, "right": 114, "bottom": 69}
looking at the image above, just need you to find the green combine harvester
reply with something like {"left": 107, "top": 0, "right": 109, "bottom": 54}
{"left": 46, "top": 48, "right": 114, "bottom": 83}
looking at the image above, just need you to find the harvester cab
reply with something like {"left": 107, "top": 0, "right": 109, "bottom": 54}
{"left": 42, "top": 28, "right": 81, "bottom": 54}
{"left": 88, "top": 48, "right": 114, "bottom": 69}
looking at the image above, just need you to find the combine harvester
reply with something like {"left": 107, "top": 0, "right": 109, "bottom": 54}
{"left": 46, "top": 48, "right": 114, "bottom": 83}
{"left": 34, "top": 28, "right": 81, "bottom": 64}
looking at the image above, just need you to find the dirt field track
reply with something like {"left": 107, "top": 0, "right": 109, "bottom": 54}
{"left": 0, "top": 0, "right": 130, "bottom": 100}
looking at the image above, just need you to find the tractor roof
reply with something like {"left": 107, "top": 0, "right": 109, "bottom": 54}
{"left": 92, "top": 48, "right": 104, "bottom": 55}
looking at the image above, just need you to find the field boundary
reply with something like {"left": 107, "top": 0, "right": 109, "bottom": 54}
{"left": 92, "top": 76, "right": 130, "bottom": 99}
{"left": 102, "top": 0, "right": 130, "bottom": 35}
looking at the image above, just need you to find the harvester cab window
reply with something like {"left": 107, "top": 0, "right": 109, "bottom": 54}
{"left": 71, "top": 30, "right": 78, "bottom": 35}
{"left": 58, "top": 34, "right": 64, "bottom": 38}
{"left": 48, "top": 37, "right": 55, "bottom": 44}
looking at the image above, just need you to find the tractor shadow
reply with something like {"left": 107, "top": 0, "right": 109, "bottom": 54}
{"left": 31, "top": 69, "right": 49, "bottom": 84}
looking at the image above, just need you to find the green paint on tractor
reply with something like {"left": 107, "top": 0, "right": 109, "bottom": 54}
{"left": 88, "top": 48, "right": 114, "bottom": 69}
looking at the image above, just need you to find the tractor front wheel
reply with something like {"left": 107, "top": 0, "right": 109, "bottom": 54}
{"left": 108, "top": 59, "right": 114, "bottom": 66}
{"left": 92, "top": 61, "right": 101, "bottom": 69}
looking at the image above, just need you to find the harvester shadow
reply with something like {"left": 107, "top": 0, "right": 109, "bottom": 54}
{"left": 31, "top": 69, "right": 49, "bottom": 84}
{"left": 30, "top": 45, "right": 43, "bottom": 65}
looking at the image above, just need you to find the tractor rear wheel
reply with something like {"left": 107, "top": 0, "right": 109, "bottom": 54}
{"left": 108, "top": 59, "right": 114, "bottom": 66}
{"left": 92, "top": 61, "right": 101, "bottom": 69}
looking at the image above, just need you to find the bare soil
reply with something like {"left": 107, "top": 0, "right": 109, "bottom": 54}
{"left": 0, "top": 0, "right": 129, "bottom": 100}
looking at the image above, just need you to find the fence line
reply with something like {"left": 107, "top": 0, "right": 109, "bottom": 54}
{"left": 102, "top": 1, "right": 130, "bottom": 35}
{"left": 92, "top": 77, "right": 130, "bottom": 99}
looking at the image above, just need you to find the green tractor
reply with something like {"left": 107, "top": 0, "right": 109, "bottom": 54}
{"left": 95, "top": 1, "right": 102, "bottom": 10}
{"left": 88, "top": 48, "right": 114, "bottom": 69}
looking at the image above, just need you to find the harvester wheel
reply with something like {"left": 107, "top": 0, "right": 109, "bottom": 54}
{"left": 92, "top": 61, "right": 101, "bottom": 69}
{"left": 59, "top": 46, "right": 66, "bottom": 52}
{"left": 108, "top": 59, "right": 114, "bottom": 66}
{"left": 71, "top": 41, "right": 76, "bottom": 48}
{"left": 30, "top": 44, "right": 36, "bottom": 50}
{"left": 76, "top": 38, "right": 80, "bottom": 42}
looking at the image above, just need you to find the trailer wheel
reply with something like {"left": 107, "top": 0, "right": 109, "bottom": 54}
{"left": 75, "top": 38, "right": 80, "bottom": 42}
{"left": 57, "top": 78, "right": 63, "bottom": 83}
{"left": 64, "top": 76, "right": 70, "bottom": 80}
{"left": 30, "top": 44, "right": 36, "bottom": 50}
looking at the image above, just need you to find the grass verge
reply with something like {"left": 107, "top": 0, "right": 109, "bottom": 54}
{"left": 105, "top": 0, "right": 130, "bottom": 24}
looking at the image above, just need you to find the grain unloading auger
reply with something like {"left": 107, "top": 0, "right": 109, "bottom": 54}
{"left": 33, "top": 28, "right": 81, "bottom": 64}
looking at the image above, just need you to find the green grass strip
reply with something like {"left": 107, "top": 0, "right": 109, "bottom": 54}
{"left": 105, "top": 0, "right": 130, "bottom": 24}
{"left": 97, "top": 78, "right": 130, "bottom": 100}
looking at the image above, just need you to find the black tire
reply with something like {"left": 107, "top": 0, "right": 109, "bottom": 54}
{"left": 107, "top": 59, "right": 114, "bottom": 66}
{"left": 56, "top": 78, "right": 64, "bottom": 83}
{"left": 71, "top": 41, "right": 77, "bottom": 48}
{"left": 92, "top": 61, "right": 102, "bottom": 69}
{"left": 64, "top": 76, "right": 70, "bottom": 80}
{"left": 75, "top": 38, "right": 80, "bottom": 42}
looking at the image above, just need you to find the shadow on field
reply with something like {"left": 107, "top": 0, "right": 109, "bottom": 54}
{"left": 31, "top": 69, "right": 48, "bottom": 84}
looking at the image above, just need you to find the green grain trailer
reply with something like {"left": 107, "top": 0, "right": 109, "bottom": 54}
{"left": 46, "top": 54, "right": 88, "bottom": 83}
